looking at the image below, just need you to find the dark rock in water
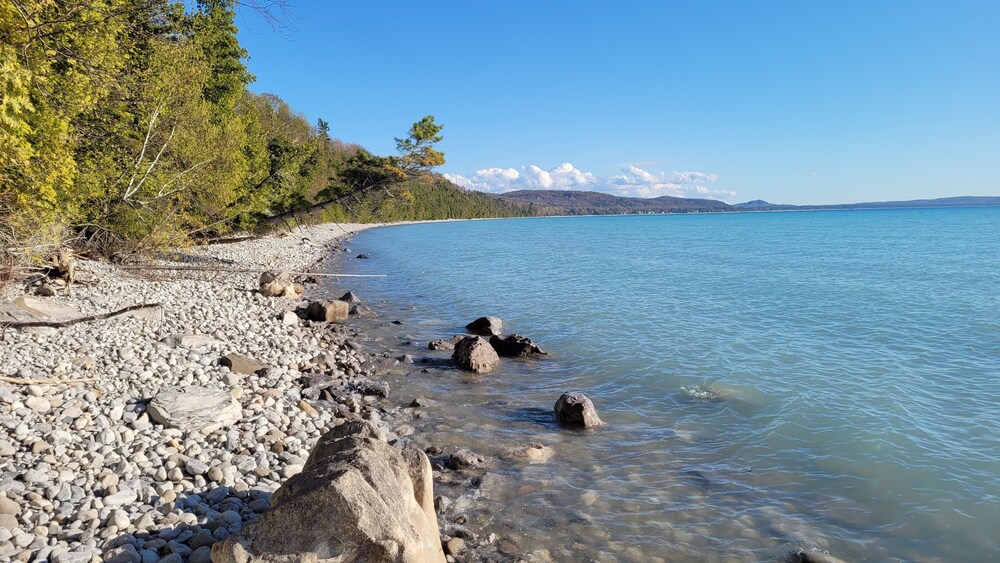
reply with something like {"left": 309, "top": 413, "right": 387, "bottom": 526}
{"left": 785, "top": 549, "right": 847, "bottom": 563}
{"left": 447, "top": 448, "right": 487, "bottom": 470}
{"left": 306, "top": 300, "right": 349, "bottom": 322}
{"left": 554, "top": 392, "right": 604, "bottom": 428}
{"left": 410, "top": 397, "right": 440, "bottom": 408}
{"left": 356, "top": 253, "right": 370, "bottom": 259}
{"left": 211, "top": 420, "right": 445, "bottom": 563}
{"left": 220, "top": 353, "right": 267, "bottom": 375}
{"left": 425, "top": 446, "right": 444, "bottom": 456}
{"left": 488, "top": 334, "right": 546, "bottom": 358}
{"left": 452, "top": 336, "right": 500, "bottom": 373}
{"left": 350, "top": 303, "right": 378, "bottom": 317}
{"left": 339, "top": 291, "right": 362, "bottom": 303}
{"left": 466, "top": 316, "right": 503, "bottom": 336}
{"left": 391, "top": 320, "right": 403, "bottom": 325}
{"left": 351, "top": 379, "right": 389, "bottom": 398}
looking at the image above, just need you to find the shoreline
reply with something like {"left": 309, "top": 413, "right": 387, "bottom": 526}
{"left": 0, "top": 220, "right": 517, "bottom": 562}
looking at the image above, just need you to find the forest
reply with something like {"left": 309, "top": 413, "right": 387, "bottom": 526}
{"left": 0, "top": 0, "right": 529, "bottom": 265}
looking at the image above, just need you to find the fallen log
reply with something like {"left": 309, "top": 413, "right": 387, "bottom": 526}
{"left": 1, "top": 303, "right": 162, "bottom": 330}
{"left": 0, "top": 376, "right": 96, "bottom": 385}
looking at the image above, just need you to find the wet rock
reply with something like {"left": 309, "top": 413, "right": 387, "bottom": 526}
{"left": 147, "top": 386, "right": 242, "bottom": 432}
{"left": 428, "top": 335, "right": 463, "bottom": 351}
{"left": 350, "top": 303, "right": 378, "bottom": 318}
{"left": 356, "top": 254, "right": 370, "bottom": 259}
{"left": 786, "top": 549, "right": 848, "bottom": 563}
{"left": 447, "top": 448, "right": 487, "bottom": 470}
{"left": 212, "top": 420, "right": 445, "bottom": 563}
{"left": 306, "top": 300, "right": 349, "bottom": 322}
{"left": 452, "top": 336, "right": 499, "bottom": 374}
{"left": 339, "top": 291, "right": 362, "bottom": 303}
{"left": 465, "top": 316, "right": 503, "bottom": 336}
{"left": 351, "top": 379, "right": 389, "bottom": 398}
{"left": 221, "top": 353, "right": 267, "bottom": 374}
{"left": 259, "top": 271, "right": 303, "bottom": 298}
{"left": 488, "top": 334, "right": 546, "bottom": 358}
{"left": 554, "top": 392, "right": 604, "bottom": 428}
{"left": 409, "top": 397, "right": 440, "bottom": 408}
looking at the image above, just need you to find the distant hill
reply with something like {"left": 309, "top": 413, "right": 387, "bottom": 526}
{"left": 734, "top": 195, "right": 1000, "bottom": 211}
{"left": 495, "top": 190, "right": 732, "bottom": 215}
{"left": 483, "top": 189, "right": 1000, "bottom": 216}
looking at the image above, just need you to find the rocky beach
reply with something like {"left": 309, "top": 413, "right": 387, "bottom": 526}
{"left": 0, "top": 222, "right": 548, "bottom": 563}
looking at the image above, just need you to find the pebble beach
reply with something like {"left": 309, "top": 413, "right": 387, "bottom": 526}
{"left": 0, "top": 222, "right": 508, "bottom": 563}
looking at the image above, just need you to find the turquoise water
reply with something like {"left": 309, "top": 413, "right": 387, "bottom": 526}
{"left": 336, "top": 208, "right": 1000, "bottom": 561}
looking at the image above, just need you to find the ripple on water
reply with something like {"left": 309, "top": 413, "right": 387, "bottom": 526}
{"left": 335, "top": 209, "right": 1000, "bottom": 561}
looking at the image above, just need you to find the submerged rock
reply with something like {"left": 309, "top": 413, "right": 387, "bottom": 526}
{"left": 211, "top": 420, "right": 445, "bottom": 563}
{"left": 465, "top": 316, "right": 503, "bottom": 336}
{"left": 488, "top": 334, "right": 546, "bottom": 358}
{"left": 452, "top": 336, "right": 500, "bottom": 373}
{"left": 554, "top": 392, "right": 604, "bottom": 428}
{"left": 502, "top": 443, "right": 554, "bottom": 463}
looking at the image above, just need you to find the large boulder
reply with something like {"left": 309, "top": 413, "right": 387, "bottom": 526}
{"left": 554, "top": 392, "right": 604, "bottom": 428}
{"left": 211, "top": 420, "right": 445, "bottom": 563}
{"left": 488, "top": 334, "right": 546, "bottom": 358}
{"left": 306, "top": 300, "right": 349, "bottom": 322}
{"left": 465, "top": 316, "right": 503, "bottom": 336}
{"left": 259, "top": 271, "right": 303, "bottom": 298}
{"left": 147, "top": 386, "right": 241, "bottom": 433}
{"left": 451, "top": 336, "right": 499, "bottom": 373}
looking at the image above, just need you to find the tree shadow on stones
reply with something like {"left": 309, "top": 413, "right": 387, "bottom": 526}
{"left": 101, "top": 485, "right": 273, "bottom": 563}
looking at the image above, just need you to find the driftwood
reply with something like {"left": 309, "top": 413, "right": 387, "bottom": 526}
{"left": 117, "top": 265, "right": 384, "bottom": 277}
{"left": 1, "top": 303, "right": 162, "bottom": 329}
{"left": 0, "top": 376, "right": 96, "bottom": 385}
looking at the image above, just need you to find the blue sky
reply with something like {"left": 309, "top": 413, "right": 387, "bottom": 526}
{"left": 235, "top": 1, "right": 999, "bottom": 205}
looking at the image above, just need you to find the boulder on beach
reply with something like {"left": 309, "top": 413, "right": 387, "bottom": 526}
{"left": 258, "top": 271, "right": 303, "bottom": 298}
{"left": 211, "top": 420, "right": 445, "bottom": 563}
{"left": 488, "top": 334, "right": 546, "bottom": 358}
{"left": 554, "top": 392, "right": 604, "bottom": 428}
{"left": 306, "top": 300, "right": 349, "bottom": 322}
{"left": 147, "top": 386, "right": 242, "bottom": 433}
{"left": 452, "top": 336, "right": 500, "bottom": 373}
{"left": 221, "top": 353, "right": 268, "bottom": 375}
{"left": 466, "top": 316, "right": 503, "bottom": 336}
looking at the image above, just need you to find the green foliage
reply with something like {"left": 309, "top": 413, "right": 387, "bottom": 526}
{"left": 0, "top": 4, "right": 527, "bottom": 256}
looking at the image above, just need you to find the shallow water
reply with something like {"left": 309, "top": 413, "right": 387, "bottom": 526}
{"left": 328, "top": 208, "right": 1000, "bottom": 561}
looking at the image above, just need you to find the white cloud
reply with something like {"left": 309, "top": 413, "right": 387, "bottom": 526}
{"left": 446, "top": 162, "right": 734, "bottom": 200}
{"left": 445, "top": 162, "right": 597, "bottom": 193}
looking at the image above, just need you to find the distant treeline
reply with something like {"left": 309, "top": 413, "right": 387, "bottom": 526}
{"left": 0, "top": 0, "right": 528, "bottom": 259}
